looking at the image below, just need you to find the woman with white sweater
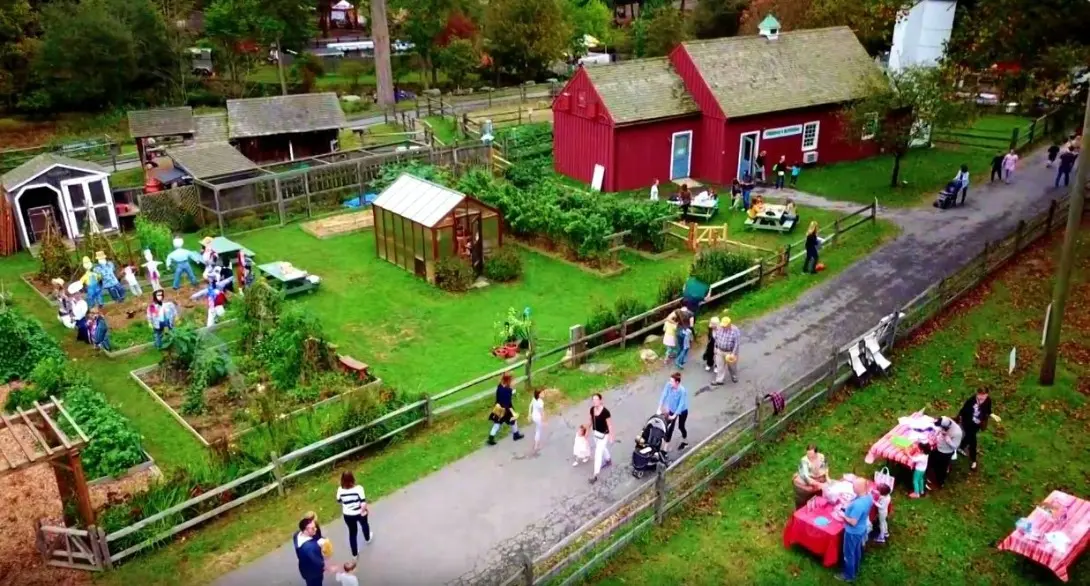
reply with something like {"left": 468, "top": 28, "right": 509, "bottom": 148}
{"left": 336, "top": 471, "right": 372, "bottom": 557}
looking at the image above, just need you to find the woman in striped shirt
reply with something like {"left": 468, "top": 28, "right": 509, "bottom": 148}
{"left": 336, "top": 471, "right": 371, "bottom": 557}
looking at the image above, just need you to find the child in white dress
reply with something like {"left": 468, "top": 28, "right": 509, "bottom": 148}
{"left": 123, "top": 265, "right": 143, "bottom": 296}
{"left": 572, "top": 424, "right": 591, "bottom": 466}
{"left": 530, "top": 389, "right": 546, "bottom": 454}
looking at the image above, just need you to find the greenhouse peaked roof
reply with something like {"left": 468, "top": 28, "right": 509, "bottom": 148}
{"left": 373, "top": 173, "right": 467, "bottom": 228}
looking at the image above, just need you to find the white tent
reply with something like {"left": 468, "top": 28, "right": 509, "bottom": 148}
{"left": 332, "top": 0, "right": 353, "bottom": 22}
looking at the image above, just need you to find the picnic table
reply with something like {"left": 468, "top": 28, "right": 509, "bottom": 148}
{"left": 864, "top": 410, "right": 937, "bottom": 468}
{"left": 257, "top": 261, "right": 319, "bottom": 297}
{"left": 203, "top": 236, "right": 255, "bottom": 270}
{"left": 998, "top": 491, "right": 1090, "bottom": 582}
{"left": 668, "top": 193, "right": 719, "bottom": 220}
{"left": 783, "top": 479, "right": 891, "bottom": 567}
{"left": 745, "top": 204, "right": 796, "bottom": 232}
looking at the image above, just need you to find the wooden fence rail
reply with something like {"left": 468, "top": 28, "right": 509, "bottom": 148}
{"left": 35, "top": 200, "right": 885, "bottom": 571}
{"left": 489, "top": 193, "right": 1080, "bottom": 586}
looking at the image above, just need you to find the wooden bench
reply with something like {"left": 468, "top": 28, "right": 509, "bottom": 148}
{"left": 337, "top": 354, "right": 370, "bottom": 381}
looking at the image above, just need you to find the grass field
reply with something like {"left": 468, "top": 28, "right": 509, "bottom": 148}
{"left": 422, "top": 115, "right": 462, "bottom": 144}
{"left": 802, "top": 114, "right": 1039, "bottom": 207}
{"left": 582, "top": 222, "right": 1090, "bottom": 586}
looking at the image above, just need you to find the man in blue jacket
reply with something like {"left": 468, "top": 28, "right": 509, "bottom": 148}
{"left": 294, "top": 517, "right": 326, "bottom": 586}
{"left": 658, "top": 372, "right": 690, "bottom": 453}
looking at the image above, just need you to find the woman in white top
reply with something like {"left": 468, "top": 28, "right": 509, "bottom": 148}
{"left": 335, "top": 471, "right": 371, "bottom": 557}
{"left": 953, "top": 164, "right": 970, "bottom": 206}
{"left": 529, "top": 389, "right": 546, "bottom": 454}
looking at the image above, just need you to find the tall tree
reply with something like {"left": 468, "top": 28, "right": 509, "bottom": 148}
{"left": 840, "top": 66, "right": 973, "bottom": 187}
{"left": 642, "top": 5, "right": 690, "bottom": 58}
{"left": 691, "top": 0, "right": 746, "bottom": 40}
{"left": 0, "top": 0, "right": 36, "bottom": 109}
{"left": 204, "top": 0, "right": 265, "bottom": 96}
{"left": 393, "top": 0, "right": 467, "bottom": 88}
{"left": 34, "top": 0, "right": 179, "bottom": 110}
{"left": 438, "top": 37, "right": 478, "bottom": 88}
{"left": 738, "top": 0, "right": 813, "bottom": 35}
{"left": 257, "top": 0, "right": 316, "bottom": 95}
{"left": 485, "top": 0, "right": 571, "bottom": 81}
{"left": 371, "top": 0, "right": 395, "bottom": 106}
{"left": 564, "top": 0, "right": 612, "bottom": 59}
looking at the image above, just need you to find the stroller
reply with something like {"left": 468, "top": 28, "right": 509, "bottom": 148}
{"left": 631, "top": 414, "right": 669, "bottom": 478}
{"left": 933, "top": 180, "right": 961, "bottom": 209}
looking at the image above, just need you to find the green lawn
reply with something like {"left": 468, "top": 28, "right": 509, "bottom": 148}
{"left": 422, "top": 115, "right": 462, "bottom": 144}
{"left": 110, "top": 167, "right": 145, "bottom": 189}
{"left": 248, "top": 63, "right": 449, "bottom": 91}
{"left": 583, "top": 224, "right": 1090, "bottom": 586}
{"left": 803, "top": 113, "right": 1042, "bottom": 207}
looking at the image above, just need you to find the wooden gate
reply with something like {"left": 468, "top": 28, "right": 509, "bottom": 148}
{"left": 35, "top": 522, "right": 111, "bottom": 571}
{"left": 666, "top": 221, "right": 728, "bottom": 251}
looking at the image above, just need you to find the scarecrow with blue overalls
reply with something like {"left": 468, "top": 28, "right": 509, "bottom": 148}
{"left": 93, "top": 250, "right": 126, "bottom": 302}
{"left": 166, "top": 237, "right": 199, "bottom": 289}
{"left": 79, "top": 256, "right": 104, "bottom": 309}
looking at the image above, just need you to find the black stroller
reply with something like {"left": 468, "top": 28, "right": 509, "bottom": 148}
{"left": 631, "top": 414, "right": 669, "bottom": 478}
{"left": 934, "top": 180, "right": 962, "bottom": 209}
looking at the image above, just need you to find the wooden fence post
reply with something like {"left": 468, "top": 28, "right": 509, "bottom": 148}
{"left": 654, "top": 466, "right": 667, "bottom": 525}
{"left": 424, "top": 394, "right": 433, "bottom": 427}
{"left": 1047, "top": 199, "right": 1057, "bottom": 232}
{"left": 833, "top": 218, "right": 841, "bottom": 243}
{"left": 1028, "top": 120, "right": 1037, "bottom": 145}
{"left": 826, "top": 350, "right": 839, "bottom": 396}
{"left": 753, "top": 395, "right": 763, "bottom": 438}
{"left": 1009, "top": 127, "right": 1020, "bottom": 151}
{"left": 757, "top": 259, "right": 765, "bottom": 287}
{"left": 619, "top": 319, "right": 628, "bottom": 349}
{"left": 871, "top": 200, "right": 877, "bottom": 222}
{"left": 782, "top": 244, "right": 791, "bottom": 275}
{"left": 93, "top": 525, "right": 113, "bottom": 570}
{"left": 568, "top": 325, "right": 586, "bottom": 367}
{"left": 887, "top": 312, "right": 901, "bottom": 351}
{"left": 524, "top": 353, "right": 534, "bottom": 389}
{"left": 271, "top": 452, "right": 284, "bottom": 496}
{"left": 1014, "top": 219, "right": 1025, "bottom": 252}
{"left": 980, "top": 241, "right": 990, "bottom": 280}
{"left": 521, "top": 551, "right": 534, "bottom": 586}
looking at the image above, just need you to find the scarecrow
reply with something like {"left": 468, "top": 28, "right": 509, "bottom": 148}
{"left": 78, "top": 256, "right": 104, "bottom": 309}
{"left": 94, "top": 250, "right": 126, "bottom": 302}
{"left": 166, "top": 237, "right": 198, "bottom": 289}
{"left": 52, "top": 278, "right": 75, "bottom": 328}
{"left": 68, "top": 282, "right": 90, "bottom": 343}
{"left": 146, "top": 288, "right": 179, "bottom": 348}
{"left": 143, "top": 249, "right": 163, "bottom": 291}
{"left": 191, "top": 275, "right": 227, "bottom": 328}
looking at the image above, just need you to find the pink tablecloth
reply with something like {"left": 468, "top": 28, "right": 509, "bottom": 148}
{"left": 864, "top": 412, "right": 935, "bottom": 468}
{"left": 998, "top": 491, "right": 1090, "bottom": 582}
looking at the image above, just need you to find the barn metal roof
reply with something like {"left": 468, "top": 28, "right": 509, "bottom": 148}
{"left": 680, "top": 26, "right": 884, "bottom": 118}
{"left": 226, "top": 93, "right": 347, "bottom": 139}
{"left": 127, "top": 107, "right": 195, "bottom": 138}
{"left": 584, "top": 57, "right": 700, "bottom": 124}
{"left": 372, "top": 173, "right": 466, "bottom": 228}
{"left": 165, "top": 142, "right": 259, "bottom": 180}
{"left": 0, "top": 154, "right": 107, "bottom": 192}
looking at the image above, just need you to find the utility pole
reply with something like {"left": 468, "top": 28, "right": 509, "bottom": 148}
{"left": 1039, "top": 91, "right": 1090, "bottom": 385}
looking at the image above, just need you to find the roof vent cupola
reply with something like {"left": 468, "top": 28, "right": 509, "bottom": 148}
{"left": 758, "top": 14, "right": 781, "bottom": 40}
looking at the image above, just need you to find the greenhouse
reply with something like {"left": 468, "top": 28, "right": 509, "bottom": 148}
{"left": 372, "top": 173, "right": 503, "bottom": 283}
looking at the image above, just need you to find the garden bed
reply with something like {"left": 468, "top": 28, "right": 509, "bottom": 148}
{"left": 301, "top": 209, "right": 374, "bottom": 239}
{"left": 512, "top": 238, "right": 629, "bottom": 278}
{"left": 132, "top": 364, "right": 374, "bottom": 445}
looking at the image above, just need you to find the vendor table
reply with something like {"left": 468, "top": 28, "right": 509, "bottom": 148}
{"left": 783, "top": 480, "right": 891, "bottom": 567}
{"left": 864, "top": 410, "right": 936, "bottom": 468}
{"left": 998, "top": 491, "right": 1090, "bottom": 582}
{"left": 257, "top": 261, "right": 318, "bottom": 297}
{"left": 745, "top": 204, "right": 795, "bottom": 232}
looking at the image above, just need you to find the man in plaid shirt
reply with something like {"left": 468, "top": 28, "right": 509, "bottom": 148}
{"left": 711, "top": 317, "right": 740, "bottom": 385}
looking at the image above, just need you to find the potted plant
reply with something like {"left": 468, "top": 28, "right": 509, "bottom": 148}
{"left": 492, "top": 307, "right": 533, "bottom": 358}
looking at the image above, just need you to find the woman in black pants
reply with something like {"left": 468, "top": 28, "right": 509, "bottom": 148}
{"left": 336, "top": 471, "right": 372, "bottom": 556}
{"left": 703, "top": 317, "right": 719, "bottom": 372}
{"left": 803, "top": 222, "right": 820, "bottom": 274}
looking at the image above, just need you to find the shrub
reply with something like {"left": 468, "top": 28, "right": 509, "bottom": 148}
{"left": 585, "top": 304, "right": 618, "bottom": 335}
{"left": 135, "top": 216, "right": 174, "bottom": 263}
{"left": 435, "top": 256, "right": 475, "bottom": 292}
{"left": 690, "top": 248, "right": 753, "bottom": 285}
{"left": 255, "top": 305, "right": 337, "bottom": 391}
{"left": 37, "top": 219, "right": 75, "bottom": 281}
{"left": 161, "top": 323, "right": 202, "bottom": 376}
{"left": 484, "top": 246, "right": 523, "bottom": 282}
{"left": 613, "top": 295, "right": 649, "bottom": 322}
{"left": 0, "top": 309, "right": 66, "bottom": 383}
{"left": 63, "top": 386, "right": 146, "bottom": 479}
{"left": 657, "top": 271, "right": 687, "bottom": 305}
{"left": 141, "top": 193, "right": 196, "bottom": 232}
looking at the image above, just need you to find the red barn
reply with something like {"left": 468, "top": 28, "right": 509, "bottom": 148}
{"left": 552, "top": 25, "right": 886, "bottom": 192}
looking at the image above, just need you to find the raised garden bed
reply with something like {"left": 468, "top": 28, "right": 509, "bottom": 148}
{"left": 301, "top": 210, "right": 374, "bottom": 239}
{"left": 130, "top": 362, "right": 379, "bottom": 446}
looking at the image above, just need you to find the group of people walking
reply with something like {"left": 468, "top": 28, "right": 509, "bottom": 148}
{"left": 293, "top": 472, "right": 373, "bottom": 586}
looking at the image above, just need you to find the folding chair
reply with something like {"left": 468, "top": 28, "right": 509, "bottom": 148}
{"left": 864, "top": 333, "right": 892, "bottom": 372}
{"left": 848, "top": 344, "right": 869, "bottom": 379}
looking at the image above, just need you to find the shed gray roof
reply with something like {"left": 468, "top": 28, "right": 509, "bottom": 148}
{"left": 1, "top": 154, "right": 107, "bottom": 191}
{"left": 585, "top": 57, "right": 700, "bottom": 124}
{"left": 194, "top": 113, "right": 229, "bottom": 143}
{"left": 226, "top": 93, "right": 347, "bottom": 139}
{"left": 681, "top": 26, "right": 884, "bottom": 118}
{"left": 128, "top": 107, "right": 195, "bottom": 138}
{"left": 373, "top": 173, "right": 466, "bottom": 228}
{"left": 165, "top": 142, "right": 259, "bottom": 180}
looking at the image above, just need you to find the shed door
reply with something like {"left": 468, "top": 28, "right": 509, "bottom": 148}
{"left": 670, "top": 131, "right": 693, "bottom": 180}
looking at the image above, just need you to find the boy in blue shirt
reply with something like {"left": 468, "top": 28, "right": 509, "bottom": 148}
{"left": 790, "top": 162, "right": 802, "bottom": 187}
{"left": 837, "top": 478, "right": 873, "bottom": 582}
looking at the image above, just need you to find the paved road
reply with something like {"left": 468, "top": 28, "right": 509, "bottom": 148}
{"left": 215, "top": 146, "right": 1073, "bottom": 586}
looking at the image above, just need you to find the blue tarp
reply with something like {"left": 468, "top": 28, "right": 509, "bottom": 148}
{"left": 343, "top": 192, "right": 378, "bottom": 209}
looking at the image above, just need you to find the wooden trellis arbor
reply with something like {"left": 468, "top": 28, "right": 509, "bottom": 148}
{"left": 0, "top": 396, "right": 96, "bottom": 543}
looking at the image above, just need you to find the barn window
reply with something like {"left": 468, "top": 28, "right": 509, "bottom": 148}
{"left": 802, "top": 121, "right": 820, "bottom": 151}
{"left": 861, "top": 113, "right": 879, "bottom": 140}
{"left": 577, "top": 91, "right": 587, "bottom": 108}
